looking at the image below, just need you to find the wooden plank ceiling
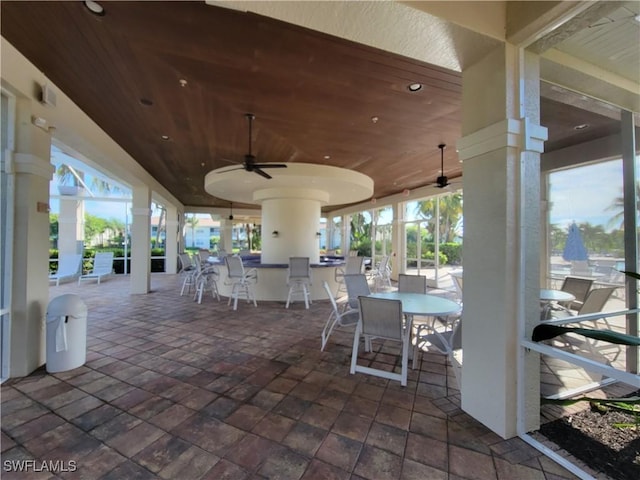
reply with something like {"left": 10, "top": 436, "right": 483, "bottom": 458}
{"left": 0, "top": 1, "right": 626, "bottom": 210}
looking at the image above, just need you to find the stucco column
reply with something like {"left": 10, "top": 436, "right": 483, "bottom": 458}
{"left": 391, "top": 202, "right": 403, "bottom": 280}
{"left": 57, "top": 191, "right": 84, "bottom": 255}
{"left": 164, "top": 204, "right": 179, "bottom": 274}
{"left": 219, "top": 219, "right": 233, "bottom": 254}
{"left": 257, "top": 188, "right": 326, "bottom": 264}
{"left": 457, "top": 45, "right": 546, "bottom": 438}
{"left": 9, "top": 98, "right": 55, "bottom": 376}
{"left": 130, "top": 185, "right": 151, "bottom": 294}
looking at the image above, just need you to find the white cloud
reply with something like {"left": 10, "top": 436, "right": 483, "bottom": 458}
{"left": 548, "top": 160, "right": 623, "bottom": 231}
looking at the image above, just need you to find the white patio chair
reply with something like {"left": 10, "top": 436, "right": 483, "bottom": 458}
{"left": 224, "top": 255, "right": 258, "bottom": 310}
{"left": 78, "top": 252, "right": 114, "bottom": 285}
{"left": 194, "top": 264, "right": 220, "bottom": 304}
{"left": 320, "top": 281, "right": 359, "bottom": 351}
{"left": 397, "top": 274, "right": 426, "bottom": 294}
{"left": 451, "top": 272, "right": 464, "bottom": 302}
{"left": 197, "top": 249, "right": 211, "bottom": 263}
{"left": 370, "top": 255, "right": 392, "bottom": 292}
{"left": 344, "top": 274, "right": 371, "bottom": 311}
{"left": 549, "top": 286, "right": 618, "bottom": 329}
{"left": 558, "top": 276, "right": 593, "bottom": 311}
{"left": 351, "top": 296, "right": 410, "bottom": 387}
{"left": 412, "top": 314, "right": 462, "bottom": 389}
{"left": 335, "top": 256, "right": 365, "bottom": 298}
{"left": 286, "top": 257, "right": 312, "bottom": 309}
{"left": 179, "top": 252, "right": 198, "bottom": 296}
{"left": 49, "top": 254, "right": 83, "bottom": 286}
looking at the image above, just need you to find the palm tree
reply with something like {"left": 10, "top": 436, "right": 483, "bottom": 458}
{"left": 153, "top": 203, "right": 166, "bottom": 248}
{"left": 185, "top": 215, "right": 199, "bottom": 248}
{"left": 606, "top": 182, "right": 640, "bottom": 230}
{"left": 414, "top": 193, "right": 463, "bottom": 243}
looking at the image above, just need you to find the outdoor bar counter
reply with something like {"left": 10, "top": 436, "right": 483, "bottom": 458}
{"left": 210, "top": 255, "right": 345, "bottom": 303}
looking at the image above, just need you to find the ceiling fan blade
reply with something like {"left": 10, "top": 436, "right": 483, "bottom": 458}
{"left": 219, "top": 157, "right": 239, "bottom": 165}
{"left": 254, "top": 168, "right": 272, "bottom": 179}
{"left": 216, "top": 165, "right": 244, "bottom": 174}
{"left": 253, "top": 163, "right": 288, "bottom": 169}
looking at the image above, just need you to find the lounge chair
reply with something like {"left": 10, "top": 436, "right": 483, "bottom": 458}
{"left": 78, "top": 252, "right": 114, "bottom": 285}
{"left": 49, "top": 254, "right": 83, "bottom": 286}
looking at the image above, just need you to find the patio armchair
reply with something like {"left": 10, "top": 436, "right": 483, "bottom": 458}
{"left": 320, "top": 281, "right": 359, "bottom": 351}
{"left": 559, "top": 276, "right": 593, "bottom": 311}
{"left": 397, "top": 273, "right": 427, "bottom": 294}
{"left": 412, "top": 313, "right": 462, "bottom": 388}
{"left": 351, "top": 295, "right": 410, "bottom": 386}
{"left": 344, "top": 273, "right": 371, "bottom": 311}
{"left": 334, "top": 255, "right": 365, "bottom": 297}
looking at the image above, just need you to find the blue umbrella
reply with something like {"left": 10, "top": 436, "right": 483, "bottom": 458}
{"left": 562, "top": 222, "right": 588, "bottom": 261}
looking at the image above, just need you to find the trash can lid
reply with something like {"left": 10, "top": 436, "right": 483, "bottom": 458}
{"left": 46, "top": 294, "right": 87, "bottom": 320}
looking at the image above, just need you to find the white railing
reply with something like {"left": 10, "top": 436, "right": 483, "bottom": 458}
{"left": 518, "top": 308, "right": 639, "bottom": 480}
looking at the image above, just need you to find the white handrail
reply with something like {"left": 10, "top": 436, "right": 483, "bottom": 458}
{"left": 518, "top": 307, "right": 640, "bottom": 480}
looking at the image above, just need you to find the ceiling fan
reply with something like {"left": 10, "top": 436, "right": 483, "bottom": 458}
{"left": 219, "top": 113, "right": 287, "bottom": 179}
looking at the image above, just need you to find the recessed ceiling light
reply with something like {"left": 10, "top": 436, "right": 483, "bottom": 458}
{"left": 84, "top": 1, "right": 105, "bottom": 16}
{"left": 161, "top": 135, "right": 170, "bottom": 141}
{"left": 140, "top": 98, "right": 153, "bottom": 106}
{"left": 407, "top": 83, "right": 422, "bottom": 92}
{"left": 324, "top": 155, "right": 331, "bottom": 160}
{"left": 574, "top": 124, "right": 589, "bottom": 130}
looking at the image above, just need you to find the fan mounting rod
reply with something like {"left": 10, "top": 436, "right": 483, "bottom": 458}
{"left": 246, "top": 113, "right": 255, "bottom": 157}
{"left": 436, "top": 143, "right": 448, "bottom": 188}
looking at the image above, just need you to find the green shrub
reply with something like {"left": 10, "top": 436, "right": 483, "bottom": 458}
{"left": 440, "top": 242, "right": 462, "bottom": 265}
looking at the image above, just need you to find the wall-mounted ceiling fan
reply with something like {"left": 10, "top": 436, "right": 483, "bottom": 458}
{"left": 218, "top": 113, "right": 287, "bottom": 179}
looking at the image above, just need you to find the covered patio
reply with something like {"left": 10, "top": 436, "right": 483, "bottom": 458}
{"left": 4, "top": 275, "right": 635, "bottom": 479}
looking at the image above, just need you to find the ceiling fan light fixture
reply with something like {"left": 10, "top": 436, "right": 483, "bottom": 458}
{"left": 84, "top": 1, "right": 105, "bottom": 16}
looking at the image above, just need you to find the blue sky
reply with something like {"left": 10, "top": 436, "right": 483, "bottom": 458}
{"left": 548, "top": 159, "right": 625, "bottom": 231}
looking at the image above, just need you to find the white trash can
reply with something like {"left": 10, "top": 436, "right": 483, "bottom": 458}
{"left": 46, "top": 294, "right": 88, "bottom": 373}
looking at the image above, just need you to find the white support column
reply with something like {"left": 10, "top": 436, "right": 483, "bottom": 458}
{"left": 130, "top": 185, "right": 151, "bottom": 294}
{"left": 259, "top": 192, "right": 324, "bottom": 264}
{"left": 9, "top": 98, "right": 54, "bottom": 376}
{"left": 57, "top": 191, "right": 85, "bottom": 255}
{"left": 391, "top": 202, "right": 403, "bottom": 280}
{"left": 164, "top": 204, "right": 179, "bottom": 274}
{"left": 457, "top": 44, "right": 546, "bottom": 438}
{"left": 219, "top": 219, "right": 233, "bottom": 254}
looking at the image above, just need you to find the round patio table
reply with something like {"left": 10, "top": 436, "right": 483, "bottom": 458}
{"left": 540, "top": 289, "right": 575, "bottom": 320}
{"left": 368, "top": 291, "right": 461, "bottom": 317}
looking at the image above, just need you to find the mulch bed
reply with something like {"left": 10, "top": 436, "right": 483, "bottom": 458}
{"left": 539, "top": 392, "right": 639, "bottom": 480}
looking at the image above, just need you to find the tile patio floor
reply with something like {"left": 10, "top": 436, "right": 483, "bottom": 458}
{"left": 1, "top": 273, "right": 613, "bottom": 479}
